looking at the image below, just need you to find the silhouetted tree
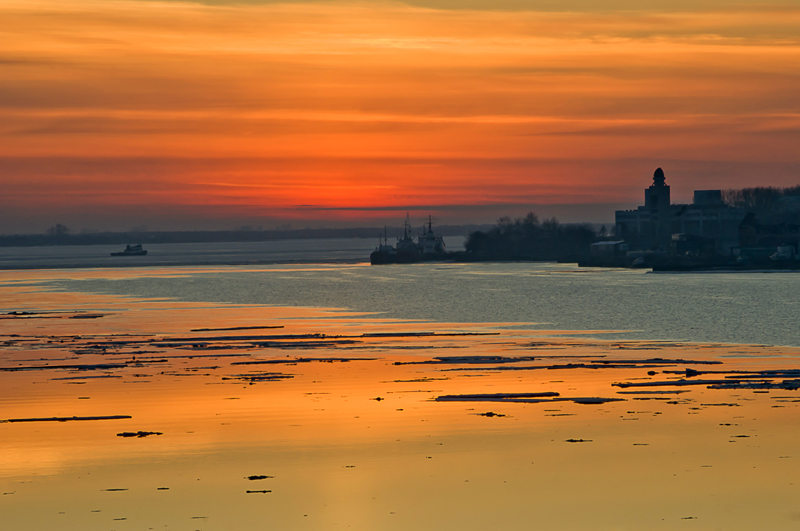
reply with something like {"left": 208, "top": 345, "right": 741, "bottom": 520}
{"left": 723, "top": 185, "right": 800, "bottom": 225}
{"left": 523, "top": 212, "right": 539, "bottom": 228}
{"left": 465, "top": 212, "right": 595, "bottom": 261}
{"left": 496, "top": 216, "right": 513, "bottom": 235}
{"left": 46, "top": 224, "right": 70, "bottom": 237}
{"left": 45, "top": 224, "right": 72, "bottom": 244}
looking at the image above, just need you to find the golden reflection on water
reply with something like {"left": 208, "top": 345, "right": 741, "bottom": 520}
{"left": 2, "top": 269, "right": 800, "bottom": 530}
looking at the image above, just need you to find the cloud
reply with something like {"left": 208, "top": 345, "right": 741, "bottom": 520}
{"left": 1, "top": 0, "right": 799, "bottom": 231}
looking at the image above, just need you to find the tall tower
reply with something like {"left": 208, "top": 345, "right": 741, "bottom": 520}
{"left": 644, "top": 167, "right": 670, "bottom": 210}
{"left": 644, "top": 168, "right": 672, "bottom": 249}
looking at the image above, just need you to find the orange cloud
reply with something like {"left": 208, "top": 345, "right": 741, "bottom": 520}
{"left": 1, "top": 1, "right": 800, "bottom": 231}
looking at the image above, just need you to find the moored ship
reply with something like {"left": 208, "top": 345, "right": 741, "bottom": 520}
{"left": 370, "top": 216, "right": 451, "bottom": 265}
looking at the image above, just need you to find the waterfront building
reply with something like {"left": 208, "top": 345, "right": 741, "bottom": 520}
{"left": 616, "top": 168, "right": 744, "bottom": 255}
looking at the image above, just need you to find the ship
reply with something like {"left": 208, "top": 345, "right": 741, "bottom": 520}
{"left": 370, "top": 215, "right": 451, "bottom": 265}
{"left": 111, "top": 244, "right": 148, "bottom": 256}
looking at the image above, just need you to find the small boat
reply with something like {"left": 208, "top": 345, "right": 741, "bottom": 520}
{"left": 111, "top": 244, "right": 148, "bottom": 256}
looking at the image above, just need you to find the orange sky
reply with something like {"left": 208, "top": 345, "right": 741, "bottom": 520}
{"left": 1, "top": 0, "right": 800, "bottom": 232}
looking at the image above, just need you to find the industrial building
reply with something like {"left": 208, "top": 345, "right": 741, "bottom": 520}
{"left": 615, "top": 168, "right": 744, "bottom": 255}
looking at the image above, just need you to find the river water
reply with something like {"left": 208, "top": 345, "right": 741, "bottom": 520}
{"left": 2, "top": 246, "right": 800, "bottom": 531}
{"left": 37, "top": 260, "right": 800, "bottom": 347}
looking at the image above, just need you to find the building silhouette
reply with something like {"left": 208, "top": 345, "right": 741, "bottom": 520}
{"left": 616, "top": 168, "right": 744, "bottom": 255}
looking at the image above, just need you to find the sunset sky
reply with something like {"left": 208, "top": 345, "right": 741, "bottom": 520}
{"left": 2, "top": 0, "right": 799, "bottom": 233}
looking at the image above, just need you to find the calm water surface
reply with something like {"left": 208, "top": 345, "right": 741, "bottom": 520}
{"left": 2, "top": 258, "right": 800, "bottom": 531}
{"left": 44, "top": 262, "right": 800, "bottom": 347}
{"left": 0, "top": 237, "right": 466, "bottom": 269}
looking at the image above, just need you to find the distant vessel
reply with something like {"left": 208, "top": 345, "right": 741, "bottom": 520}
{"left": 370, "top": 227, "right": 398, "bottom": 265}
{"left": 370, "top": 215, "right": 450, "bottom": 265}
{"left": 417, "top": 216, "right": 447, "bottom": 256}
{"left": 111, "top": 244, "right": 148, "bottom": 256}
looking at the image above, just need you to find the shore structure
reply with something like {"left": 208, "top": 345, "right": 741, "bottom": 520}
{"left": 592, "top": 168, "right": 800, "bottom": 270}
{"left": 615, "top": 168, "right": 743, "bottom": 256}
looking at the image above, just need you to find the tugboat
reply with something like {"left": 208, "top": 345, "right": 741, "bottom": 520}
{"left": 369, "top": 215, "right": 451, "bottom": 265}
{"left": 394, "top": 215, "right": 421, "bottom": 263}
{"left": 418, "top": 216, "right": 447, "bottom": 256}
{"left": 369, "top": 228, "right": 397, "bottom": 265}
{"left": 110, "top": 244, "right": 148, "bottom": 256}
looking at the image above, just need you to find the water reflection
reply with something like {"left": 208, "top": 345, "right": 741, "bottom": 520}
{"left": 1, "top": 269, "right": 800, "bottom": 530}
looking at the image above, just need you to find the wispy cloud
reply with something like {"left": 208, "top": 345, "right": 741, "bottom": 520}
{"left": 1, "top": 0, "right": 799, "bottom": 230}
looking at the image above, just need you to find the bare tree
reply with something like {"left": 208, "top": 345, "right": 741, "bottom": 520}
{"left": 46, "top": 224, "right": 70, "bottom": 237}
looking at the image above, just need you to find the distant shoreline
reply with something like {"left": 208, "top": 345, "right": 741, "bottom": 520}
{"left": 649, "top": 268, "right": 800, "bottom": 274}
{"left": 0, "top": 258, "right": 370, "bottom": 271}
{"left": 0, "top": 225, "right": 491, "bottom": 248}
{"left": 0, "top": 237, "right": 458, "bottom": 271}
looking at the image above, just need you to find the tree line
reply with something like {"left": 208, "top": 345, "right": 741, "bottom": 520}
{"left": 723, "top": 185, "right": 800, "bottom": 224}
{"left": 464, "top": 212, "right": 596, "bottom": 261}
